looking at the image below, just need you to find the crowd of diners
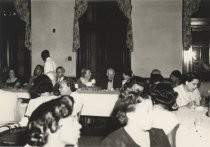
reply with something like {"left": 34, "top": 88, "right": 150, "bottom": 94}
{"left": 0, "top": 50, "right": 203, "bottom": 147}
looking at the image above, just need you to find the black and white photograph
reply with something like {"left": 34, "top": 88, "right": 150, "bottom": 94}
{"left": 0, "top": 0, "right": 210, "bottom": 146}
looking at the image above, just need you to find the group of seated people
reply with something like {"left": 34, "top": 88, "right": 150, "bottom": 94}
{"left": 0, "top": 58, "right": 203, "bottom": 147}
{"left": 20, "top": 74, "right": 183, "bottom": 147}
{"left": 10, "top": 66, "right": 200, "bottom": 147}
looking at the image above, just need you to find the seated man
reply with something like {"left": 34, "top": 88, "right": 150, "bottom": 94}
{"left": 53, "top": 66, "right": 67, "bottom": 95}
{"left": 100, "top": 68, "right": 122, "bottom": 90}
{"left": 28, "top": 65, "right": 44, "bottom": 88}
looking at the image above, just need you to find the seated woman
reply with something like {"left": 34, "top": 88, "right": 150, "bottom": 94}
{"left": 4, "top": 69, "right": 21, "bottom": 89}
{"left": 59, "top": 77, "right": 83, "bottom": 117}
{"left": 102, "top": 76, "right": 171, "bottom": 147}
{"left": 174, "top": 72, "right": 201, "bottom": 107}
{"left": 170, "top": 70, "right": 182, "bottom": 88}
{"left": 76, "top": 68, "right": 95, "bottom": 88}
{"left": 150, "top": 83, "right": 179, "bottom": 147}
{"left": 28, "top": 65, "right": 44, "bottom": 87}
{"left": 19, "top": 75, "right": 58, "bottom": 126}
{"left": 26, "top": 95, "right": 81, "bottom": 147}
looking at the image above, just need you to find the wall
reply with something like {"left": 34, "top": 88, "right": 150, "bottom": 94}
{"left": 132, "top": 0, "right": 183, "bottom": 77}
{"left": 31, "top": 0, "right": 183, "bottom": 78}
{"left": 31, "top": 0, "right": 76, "bottom": 77}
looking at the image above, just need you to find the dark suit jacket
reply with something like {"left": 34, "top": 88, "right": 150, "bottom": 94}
{"left": 99, "top": 77, "right": 122, "bottom": 90}
{"left": 53, "top": 76, "right": 67, "bottom": 95}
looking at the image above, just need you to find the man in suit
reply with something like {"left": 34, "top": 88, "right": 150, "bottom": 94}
{"left": 53, "top": 66, "right": 67, "bottom": 95}
{"left": 100, "top": 68, "right": 122, "bottom": 90}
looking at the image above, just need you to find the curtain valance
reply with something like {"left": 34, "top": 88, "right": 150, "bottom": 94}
{"left": 73, "top": 0, "right": 133, "bottom": 52}
{"left": 14, "top": 0, "right": 31, "bottom": 50}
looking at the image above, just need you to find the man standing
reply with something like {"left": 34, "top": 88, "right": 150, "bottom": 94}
{"left": 41, "top": 50, "right": 57, "bottom": 74}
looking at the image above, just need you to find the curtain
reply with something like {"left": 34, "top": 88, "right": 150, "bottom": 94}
{"left": 116, "top": 0, "right": 133, "bottom": 52}
{"left": 183, "top": 0, "right": 202, "bottom": 50}
{"left": 73, "top": 0, "right": 88, "bottom": 52}
{"left": 13, "top": 0, "right": 31, "bottom": 50}
{"left": 77, "top": 2, "right": 129, "bottom": 80}
{"left": 73, "top": 0, "right": 133, "bottom": 52}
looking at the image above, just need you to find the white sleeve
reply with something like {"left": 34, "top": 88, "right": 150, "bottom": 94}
{"left": 44, "top": 62, "right": 50, "bottom": 74}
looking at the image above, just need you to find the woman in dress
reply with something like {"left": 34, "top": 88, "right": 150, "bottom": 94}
{"left": 5, "top": 69, "right": 21, "bottom": 89}
{"left": 101, "top": 76, "right": 171, "bottom": 147}
{"left": 26, "top": 95, "right": 81, "bottom": 147}
{"left": 174, "top": 72, "right": 201, "bottom": 107}
{"left": 76, "top": 68, "right": 95, "bottom": 88}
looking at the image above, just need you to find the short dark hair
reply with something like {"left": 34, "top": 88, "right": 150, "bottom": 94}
{"left": 41, "top": 50, "right": 50, "bottom": 61}
{"left": 27, "top": 95, "right": 74, "bottom": 146}
{"left": 123, "top": 70, "right": 132, "bottom": 77}
{"left": 150, "top": 82, "right": 178, "bottom": 110}
{"left": 33, "top": 65, "right": 44, "bottom": 75}
{"left": 150, "top": 74, "right": 164, "bottom": 84}
{"left": 182, "top": 72, "right": 200, "bottom": 84}
{"left": 56, "top": 66, "right": 65, "bottom": 73}
{"left": 170, "top": 70, "right": 182, "bottom": 80}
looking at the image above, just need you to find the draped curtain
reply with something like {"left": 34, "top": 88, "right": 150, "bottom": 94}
{"left": 13, "top": 0, "right": 31, "bottom": 50}
{"left": 182, "top": 0, "right": 202, "bottom": 50}
{"left": 116, "top": 0, "right": 133, "bottom": 52}
{"left": 73, "top": 0, "right": 133, "bottom": 52}
{"left": 73, "top": 0, "right": 88, "bottom": 52}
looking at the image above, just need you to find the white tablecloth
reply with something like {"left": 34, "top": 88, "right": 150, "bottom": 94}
{"left": 76, "top": 92, "right": 119, "bottom": 117}
{"left": 174, "top": 106, "right": 210, "bottom": 147}
{"left": 2, "top": 89, "right": 30, "bottom": 99}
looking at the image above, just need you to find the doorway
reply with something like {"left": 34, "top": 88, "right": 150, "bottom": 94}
{"left": 77, "top": 1, "right": 130, "bottom": 83}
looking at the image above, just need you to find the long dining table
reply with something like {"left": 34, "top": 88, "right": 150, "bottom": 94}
{"left": 76, "top": 89, "right": 119, "bottom": 117}
{"left": 173, "top": 106, "right": 210, "bottom": 147}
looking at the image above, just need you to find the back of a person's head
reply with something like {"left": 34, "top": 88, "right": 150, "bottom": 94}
{"left": 170, "top": 70, "right": 182, "bottom": 79}
{"left": 150, "top": 69, "right": 161, "bottom": 76}
{"left": 27, "top": 95, "right": 74, "bottom": 146}
{"left": 29, "top": 74, "right": 53, "bottom": 98}
{"left": 150, "top": 74, "right": 164, "bottom": 84}
{"left": 150, "top": 82, "right": 178, "bottom": 110}
{"left": 116, "top": 76, "right": 149, "bottom": 124}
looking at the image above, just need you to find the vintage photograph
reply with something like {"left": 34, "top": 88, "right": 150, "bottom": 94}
{"left": 0, "top": 0, "right": 210, "bottom": 146}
